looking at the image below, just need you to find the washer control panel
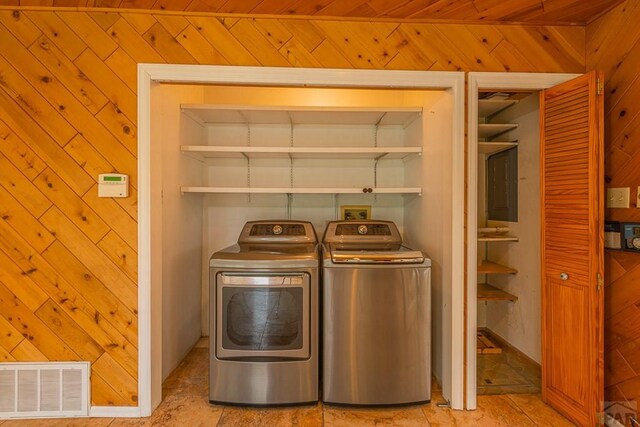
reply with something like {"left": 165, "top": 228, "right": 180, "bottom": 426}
{"left": 239, "top": 221, "right": 317, "bottom": 244}
{"left": 323, "top": 220, "right": 401, "bottom": 245}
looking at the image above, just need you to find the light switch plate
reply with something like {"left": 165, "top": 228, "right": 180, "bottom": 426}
{"left": 607, "top": 187, "right": 630, "bottom": 208}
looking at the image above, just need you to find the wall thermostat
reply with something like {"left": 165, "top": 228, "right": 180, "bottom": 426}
{"left": 622, "top": 222, "right": 640, "bottom": 252}
{"left": 98, "top": 173, "right": 129, "bottom": 198}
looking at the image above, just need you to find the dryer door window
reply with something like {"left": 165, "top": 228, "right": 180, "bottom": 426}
{"left": 216, "top": 274, "right": 310, "bottom": 359}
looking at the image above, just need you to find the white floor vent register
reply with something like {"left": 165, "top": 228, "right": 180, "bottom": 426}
{"left": 0, "top": 363, "right": 90, "bottom": 419}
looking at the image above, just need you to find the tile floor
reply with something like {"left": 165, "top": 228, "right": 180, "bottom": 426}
{"left": 0, "top": 339, "right": 574, "bottom": 426}
{"left": 477, "top": 341, "right": 541, "bottom": 396}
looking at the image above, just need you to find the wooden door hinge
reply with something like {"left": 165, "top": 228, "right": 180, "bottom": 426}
{"left": 597, "top": 272, "right": 603, "bottom": 291}
{"left": 597, "top": 79, "right": 604, "bottom": 96}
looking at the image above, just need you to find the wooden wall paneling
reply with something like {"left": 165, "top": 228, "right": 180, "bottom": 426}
{"left": 0, "top": 283, "right": 79, "bottom": 361}
{"left": 107, "top": 16, "right": 164, "bottom": 63}
{"left": 0, "top": 10, "right": 42, "bottom": 47}
{"left": 0, "top": 346, "right": 15, "bottom": 362}
{"left": 34, "top": 299, "right": 105, "bottom": 362}
{"left": 0, "top": 49, "right": 78, "bottom": 147}
{"left": 73, "top": 48, "right": 137, "bottom": 123}
{"left": 0, "top": 155, "right": 52, "bottom": 218}
{"left": 143, "top": 22, "right": 198, "bottom": 64}
{"left": 98, "top": 231, "right": 138, "bottom": 282}
{"left": 0, "top": 313, "right": 24, "bottom": 354}
{"left": 279, "top": 37, "right": 323, "bottom": 68}
{"left": 0, "top": 218, "right": 138, "bottom": 377}
{"left": 0, "top": 250, "right": 49, "bottom": 312}
{"left": 55, "top": 10, "right": 118, "bottom": 60}
{"left": 0, "top": 7, "right": 589, "bottom": 407}
{"left": 11, "top": 339, "right": 48, "bottom": 361}
{"left": 34, "top": 168, "right": 111, "bottom": 243}
{"left": 83, "top": 185, "right": 137, "bottom": 249}
{"left": 91, "top": 370, "right": 132, "bottom": 406}
{"left": 605, "top": 263, "right": 640, "bottom": 320}
{"left": 307, "top": 38, "right": 353, "bottom": 69}
{"left": 120, "top": 11, "right": 156, "bottom": 34}
{"left": 92, "top": 352, "right": 138, "bottom": 403}
{"left": 182, "top": 15, "right": 250, "bottom": 64}
{"left": 0, "top": 185, "right": 55, "bottom": 254}
{"left": 104, "top": 48, "right": 138, "bottom": 92}
{"left": 605, "top": 348, "right": 636, "bottom": 388}
{"left": 88, "top": 10, "right": 120, "bottom": 31}
{"left": 176, "top": 23, "right": 229, "bottom": 65}
{"left": 228, "top": 19, "right": 290, "bottom": 66}
{"left": 40, "top": 241, "right": 138, "bottom": 345}
{"left": 29, "top": 35, "right": 110, "bottom": 116}
{"left": 20, "top": 0, "right": 624, "bottom": 24}
{"left": 0, "top": 119, "right": 47, "bottom": 181}
{"left": 95, "top": 102, "right": 137, "bottom": 156}
{"left": 27, "top": 11, "right": 87, "bottom": 60}
{"left": 39, "top": 208, "right": 138, "bottom": 313}
{"left": 63, "top": 134, "right": 115, "bottom": 183}
{"left": 153, "top": 14, "right": 189, "bottom": 37}
{"left": 279, "top": 19, "right": 324, "bottom": 52}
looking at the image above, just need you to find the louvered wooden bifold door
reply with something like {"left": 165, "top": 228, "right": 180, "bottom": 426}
{"left": 540, "top": 71, "right": 604, "bottom": 426}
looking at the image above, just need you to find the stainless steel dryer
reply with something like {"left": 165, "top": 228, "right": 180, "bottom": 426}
{"left": 322, "top": 220, "right": 431, "bottom": 406}
{"left": 209, "top": 220, "right": 319, "bottom": 406}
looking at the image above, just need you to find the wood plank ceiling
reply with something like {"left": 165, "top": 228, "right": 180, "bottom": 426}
{"left": 9, "top": 0, "right": 624, "bottom": 25}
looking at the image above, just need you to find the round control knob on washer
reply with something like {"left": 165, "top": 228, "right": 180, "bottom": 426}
{"left": 633, "top": 237, "right": 640, "bottom": 250}
{"left": 272, "top": 225, "right": 283, "bottom": 235}
{"left": 357, "top": 225, "right": 368, "bottom": 235}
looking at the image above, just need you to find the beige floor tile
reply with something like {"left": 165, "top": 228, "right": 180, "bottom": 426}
{"left": 506, "top": 394, "right": 575, "bottom": 426}
{"left": 109, "top": 394, "right": 224, "bottom": 427}
{"left": 217, "top": 404, "right": 323, "bottom": 427}
{"left": 423, "top": 392, "right": 536, "bottom": 426}
{"left": 324, "top": 406, "right": 430, "bottom": 426}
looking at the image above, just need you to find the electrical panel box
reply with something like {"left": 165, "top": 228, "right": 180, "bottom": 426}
{"left": 98, "top": 173, "right": 129, "bottom": 198}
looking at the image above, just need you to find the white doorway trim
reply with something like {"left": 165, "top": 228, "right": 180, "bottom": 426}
{"left": 137, "top": 64, "right": 466, "bottom": 416}
{"left": 466, "top": 72, "right": 580, "bottom": 410}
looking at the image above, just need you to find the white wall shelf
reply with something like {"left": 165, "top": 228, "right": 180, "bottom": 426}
{"left": 181, "top": 105, "right": 423, "bottom": 128}
{"left": 181, "top": 145, "right": 422, "bottom": 160}
{"left": 180, "top": 186, "right": 422, "bottom": 195}
{"left": 478, "top": 99, "right": 518, "bottom": 118}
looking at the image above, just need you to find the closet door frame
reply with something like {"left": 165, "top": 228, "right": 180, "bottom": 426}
{"left": 466, "top": 72, "right": 580, "bottom": 410}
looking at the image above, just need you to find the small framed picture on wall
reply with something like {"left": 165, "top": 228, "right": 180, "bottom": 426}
{"left": 340, "top": 205, "right": 371, "bottom": 221}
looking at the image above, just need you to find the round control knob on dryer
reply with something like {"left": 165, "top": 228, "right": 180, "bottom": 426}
{"left": 357, "top": 225, "right": 368, "bottom": 235}
{"left": 272, "top": 225, "right": 283, "bottom": 235}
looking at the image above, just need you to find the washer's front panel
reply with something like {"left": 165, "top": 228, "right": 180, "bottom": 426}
{"left": 323, "top": 266, "right": 431, "bottom": 405}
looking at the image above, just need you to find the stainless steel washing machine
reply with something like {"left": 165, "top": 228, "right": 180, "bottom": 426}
{"left": 209, "top": 220, "right": 319, "bottom": 406}
{"left": 322, "top": 220, "right": 431, "bottom": 406}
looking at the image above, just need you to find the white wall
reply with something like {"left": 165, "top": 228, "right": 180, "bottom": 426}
{"left": 153, "top": 84, "right": 206, "bottom": 380}
{"left": 485, "top": 93, "right": 541, "bottom": 363}
{"left": 404, "top": 89, "right": 453, "bottom": 392}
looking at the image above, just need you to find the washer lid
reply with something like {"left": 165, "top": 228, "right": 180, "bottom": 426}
{"left": 330, "top": 247, "right": 425, "bottom": 264}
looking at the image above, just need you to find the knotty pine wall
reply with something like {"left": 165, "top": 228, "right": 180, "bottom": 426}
{"left": 0, "top": 8, "right": 585, "bottom": 407}
{"left": 587, "top": 0, "right": 640, "bottom": 411}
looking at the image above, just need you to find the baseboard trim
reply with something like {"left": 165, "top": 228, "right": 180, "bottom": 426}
{"left": 90, "top": 406, "right": 140, "bottom": 418}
